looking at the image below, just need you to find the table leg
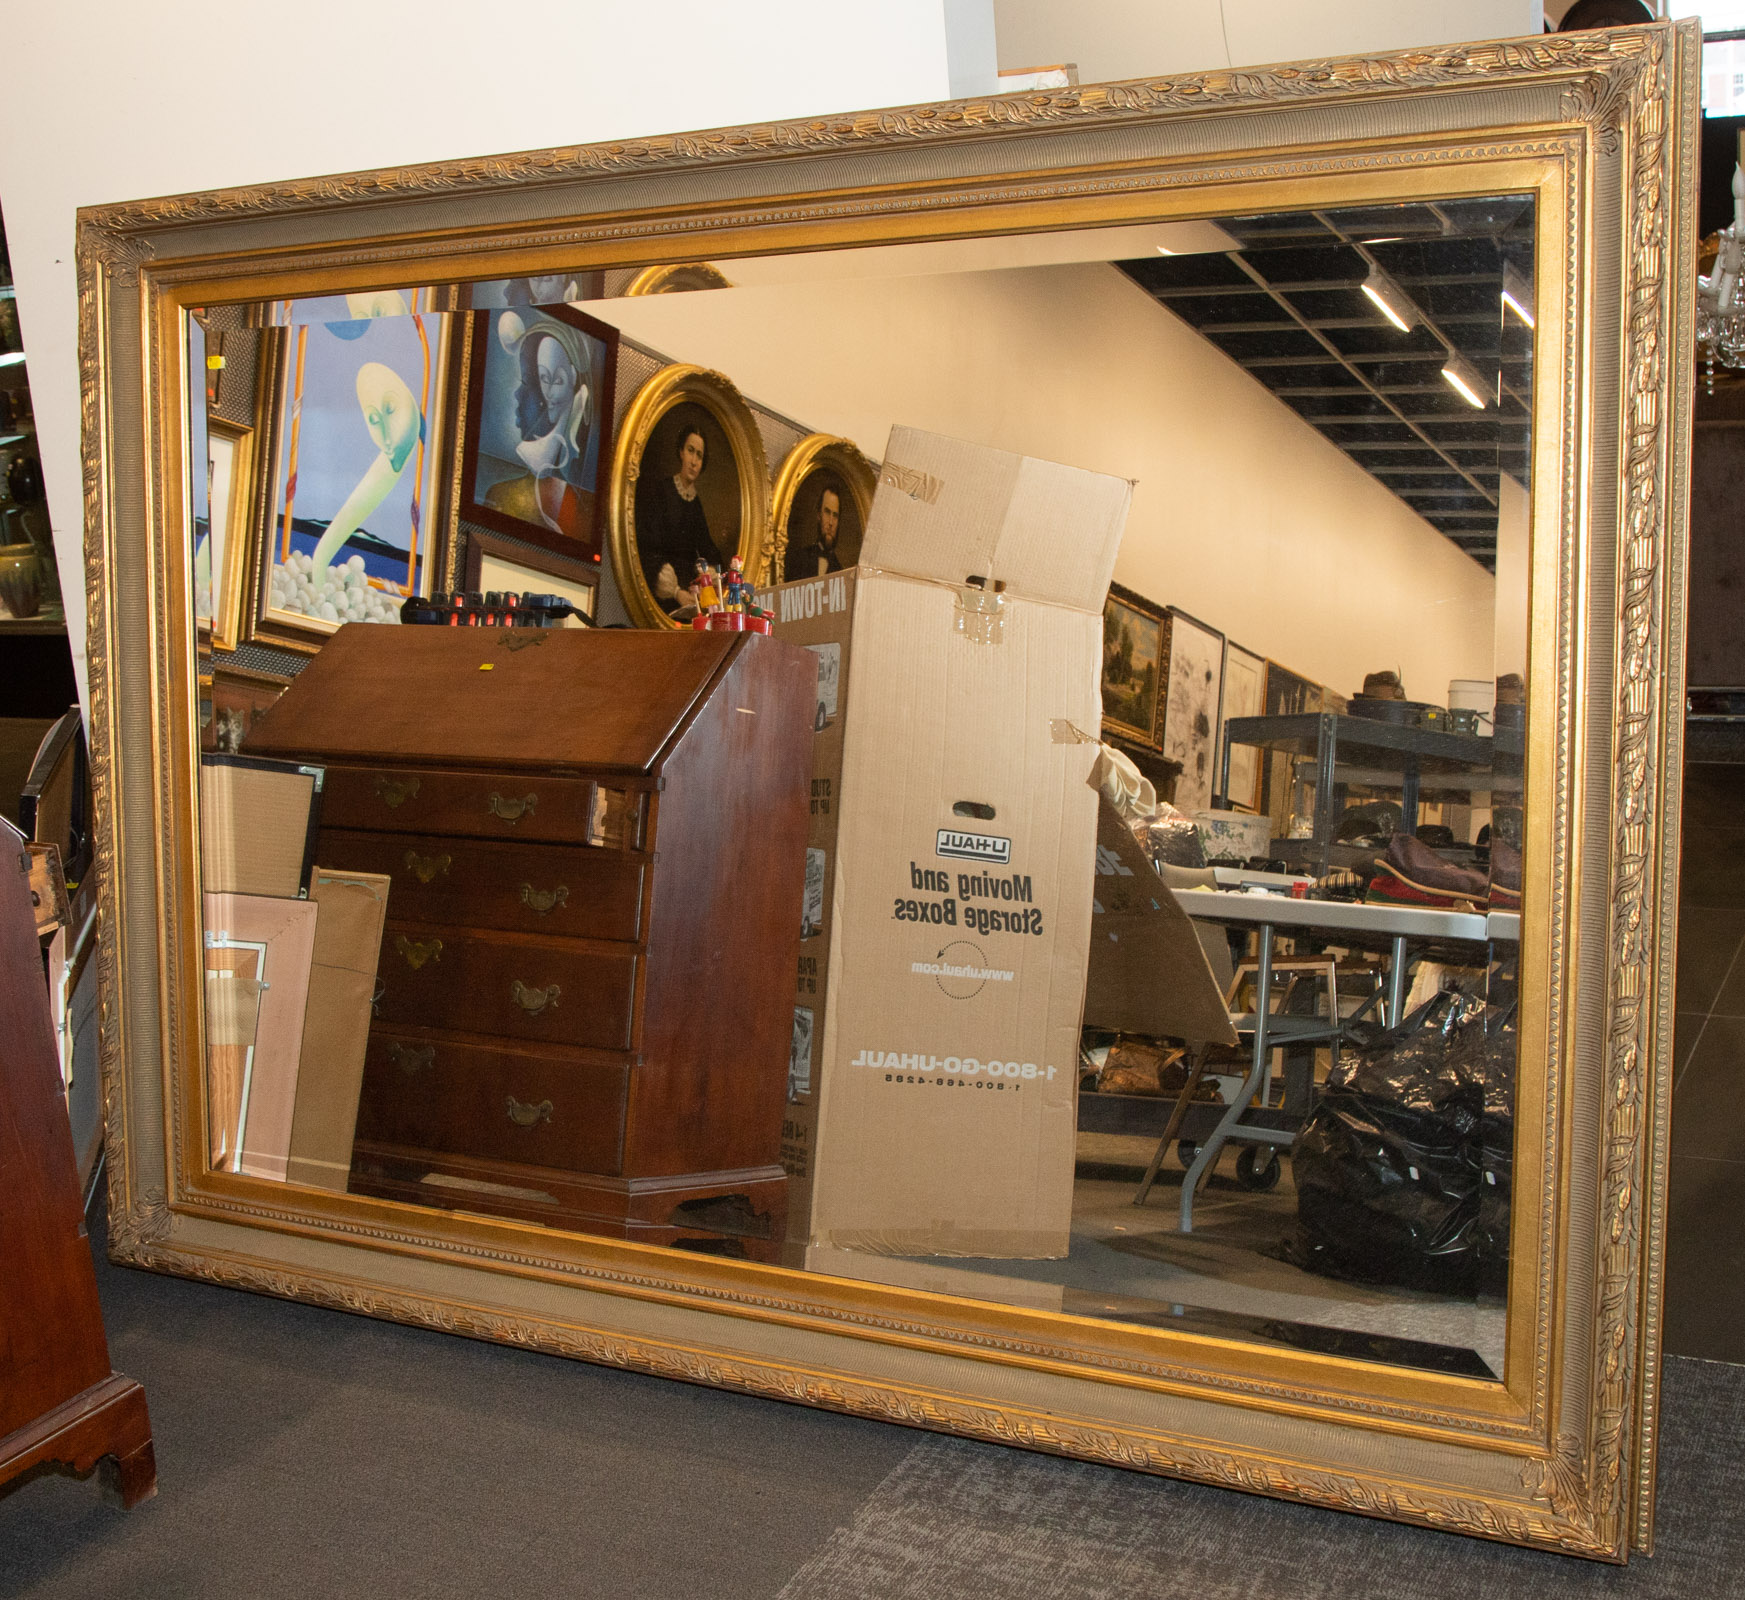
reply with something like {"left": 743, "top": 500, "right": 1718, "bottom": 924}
{"left": 1181, "top": 923, "right": 1272, "bottom": 1232}
{"left": 1387, "top": 933, "right": 1410, "bottom": 1026}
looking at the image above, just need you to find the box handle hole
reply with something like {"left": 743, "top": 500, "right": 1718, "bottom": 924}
{"left": 953, "top": 801, "right": 997, "bottom": 820}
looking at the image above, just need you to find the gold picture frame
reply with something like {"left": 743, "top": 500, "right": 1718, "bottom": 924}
{"left": 606, "top": 362, "right": 770, "bottom": 628}
{"left": 242, "top": 313, "right": 456, "bottom": 654}
{"left": 768, "top": 432, "right": 877, "bottom": 584}
{"left": 623, "top": 262, "right": 735, "bottom": 295}
{"left": 198, "top": 415, "right": 256, "bottom": 656}
{"left": 77, "top": 23, "right": 1696, "bottom": 1561}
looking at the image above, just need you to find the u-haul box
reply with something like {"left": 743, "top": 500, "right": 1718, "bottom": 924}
{"left": 761, "top": 426, "right": 1129, "bottom": 1258}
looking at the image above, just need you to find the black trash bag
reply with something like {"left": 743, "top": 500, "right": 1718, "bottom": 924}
{"left": 1285, "top": 991, "right": 1515, "bottom": 1296}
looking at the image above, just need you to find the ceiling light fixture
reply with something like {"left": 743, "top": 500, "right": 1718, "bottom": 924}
{"left": 1360, "top": 264, "right": 1415, "bottom": 332}
{"left": 1500, "top": 262, "right": 1536, "bottom": 327}
{"left": 1441, "top": 352, "right": 1489, "bottom": 410}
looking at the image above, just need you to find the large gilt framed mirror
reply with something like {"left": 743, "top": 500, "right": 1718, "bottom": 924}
{"left": 83, "top": 22, "right": 1695, "bottom": 1562}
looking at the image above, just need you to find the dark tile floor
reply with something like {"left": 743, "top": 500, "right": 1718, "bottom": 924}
{"left": 1666, "top": 760, "right": 1745, "bottom": 1360}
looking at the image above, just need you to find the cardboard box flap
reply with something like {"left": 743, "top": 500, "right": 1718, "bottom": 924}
{"left": 862, "top": 426, "right": 1129, "bottom": 613}
{"left": 1084, "top": 797, "right": 1239, "bottom": 1048}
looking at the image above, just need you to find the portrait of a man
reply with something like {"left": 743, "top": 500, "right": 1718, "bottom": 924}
{"left": 782, "top": 468, "right": 862, "bottom": 582}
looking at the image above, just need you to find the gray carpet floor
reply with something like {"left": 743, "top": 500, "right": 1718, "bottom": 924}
{"left": 2, "top": 1193, "right": 1740, "bottom": 1599}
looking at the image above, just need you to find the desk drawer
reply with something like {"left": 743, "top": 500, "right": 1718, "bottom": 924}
{"left": 322, "top": 765, "right": 642, "bottom": 848}
{"left": 375, "top": 925, "right": 637, "bottom": 1050}
{"left": 356, "top": 1031, "right": 628, "bottom": 1176}
{"left": 318, "top": 829, "right": 644, "bottom": 942}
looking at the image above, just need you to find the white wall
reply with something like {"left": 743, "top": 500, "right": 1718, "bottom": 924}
{"left": 598, "top": 263, "right": 1496, "bottom": 701}
{"left": 991, "top": 1, "right": 1543, "bottom": 83}
{"left": 0, "top": 0, "right": 952, "bottom": 704}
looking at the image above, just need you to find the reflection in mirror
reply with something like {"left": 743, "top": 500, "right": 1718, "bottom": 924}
{"left": 191, "top": 192, "right": 1533, "bottom": 1383}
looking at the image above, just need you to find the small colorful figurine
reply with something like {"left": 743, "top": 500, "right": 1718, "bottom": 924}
{"left": 724, "top": 555, "right": 747, "bottom": 611}
{"left": 692, "top": 559, "right": 722, "bottom": 612}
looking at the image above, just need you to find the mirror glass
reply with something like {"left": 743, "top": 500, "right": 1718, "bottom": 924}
{"left": 188, "top": 191, "right": 1533, "bottom": 1382}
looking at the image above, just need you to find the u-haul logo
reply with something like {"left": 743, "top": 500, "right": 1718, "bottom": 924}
{"left": 936, "top": 829, "right": 1010, "bottom": 863}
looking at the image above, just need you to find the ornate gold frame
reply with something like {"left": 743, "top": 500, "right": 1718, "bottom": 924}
{"left": 197, "top": 415, "right": 255, "bottom": 656}
{"left": 767, "top": 432, "right": 877, "bottom": 583}
{"left": 606, "top": 362, "right": 771, "bottom": 627}
{"left": 623, "top": 262, "right": 735, "bottom": 295}
{"left": 78, "top": 23, "right": 1696, "bottom": 1561}
{"left": 240, "top": 316, "right": 456, "bottom": 654}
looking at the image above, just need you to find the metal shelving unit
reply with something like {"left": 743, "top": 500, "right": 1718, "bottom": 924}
{"left": 1218, "top": 712, "right": 1523, "bottom": 877}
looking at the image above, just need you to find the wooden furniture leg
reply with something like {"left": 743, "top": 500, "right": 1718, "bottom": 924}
{"left": 0, "top": 831, "right": 156, "bottom": 1508}
{"left": 1, "top": 1373, "right": 157, "bottom": 1508}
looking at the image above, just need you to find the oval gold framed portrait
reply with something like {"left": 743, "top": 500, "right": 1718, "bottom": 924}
{"left": 606, "top": 363, "right": 770, "bottom": 629}
{"left": 768, "top": 433, "right": 877, "bottom": 586}
{"left": 622, "top": 262, "right": 734, "bottom": 296}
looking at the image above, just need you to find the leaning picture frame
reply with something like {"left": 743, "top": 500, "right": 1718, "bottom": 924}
{"left": 461, "top": 527, "right": 597, "bottom": 623}
{"left": 245, "top": 310, "right": 455, "bottom": 653}
{"left": 457, "top": 301, "right": 619, "bottom": 567}
{"left": 1101, "top": 582, "right": 1169, "bottom": 752}
{"left": 1161, "top": 607, "right": 1225, "bottom": 814}
{"left": 77, "top": 25, "right": 1698, "bottom": 1561}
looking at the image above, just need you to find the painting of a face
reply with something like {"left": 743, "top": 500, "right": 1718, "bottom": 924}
{"left": 357, "top": 362, "right": 419, "bottom": 472}
{"left": 460, "top": 303, "right": 618, "bottom": 562}
{"left": 535, "top": 337, "right": 578, "bottom": 430}
{"left": 819, "top": 488, "right": 840, "bottom": 544}
{"left": 678, "top": 429, "right": 706, "bottom": 487}
{"left": 527, "top": 274, "right": 572, "bottom": 304}
{"left": 262, "top": 313, "right": 449, "bottom": 633}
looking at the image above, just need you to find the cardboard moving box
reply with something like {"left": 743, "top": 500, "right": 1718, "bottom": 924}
{"left": 762, "top": 426, "right": 1130, "bottom": 1259}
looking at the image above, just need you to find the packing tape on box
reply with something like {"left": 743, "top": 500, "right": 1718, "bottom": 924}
{"left": 954, "top": 585, "right": 1005, "bottom": 644}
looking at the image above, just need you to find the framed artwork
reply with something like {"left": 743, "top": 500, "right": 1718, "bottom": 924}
{"left": 607, "top": 363, "right": 770, "bottom": 630}
{"left": 1101, "top": 582, "right": 1169, "bottom": 752}
{"left": 249, "top": 313, "right": 454, "bottom": 652}
{"left": 1263, "top": 659, "right": 1320, "bottom": 717}
{"left": 465, "top": 271, "right": 606, "bottom": 310}
{"left": 462, "top": 528, "right": 597, "bottom": 623}
{"left": 457, "top": 303, "right": 619, "bottom": 568}
{"left": 770, "top": 433, "right": 877, "bottom": 584}
{"left": 1219, "top": 643, "right": 1267, "bottom": 811}
{"left": 1161, "top": 607, "right": 1225, "bottom": 814}
{"left": 194, "top": 413, "right": 256, "bottom": 656}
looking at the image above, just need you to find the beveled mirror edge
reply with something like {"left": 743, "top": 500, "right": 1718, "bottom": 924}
{"left": 76, "top": 22, "right": 1698, "bottom": 1560}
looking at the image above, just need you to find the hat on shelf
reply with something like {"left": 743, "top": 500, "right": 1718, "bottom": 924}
{"left": 1360, "top": 669, "right": 1406, "bottom": 701}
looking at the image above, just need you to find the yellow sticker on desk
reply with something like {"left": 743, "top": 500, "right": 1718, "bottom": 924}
{"left": 479, "top": 663, "right": 495, "bottom": 671}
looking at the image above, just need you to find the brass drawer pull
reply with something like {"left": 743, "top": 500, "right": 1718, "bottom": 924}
{"left": 510, "top": 980, "right": 560, "bottom": 1015}
{"left": 376, "top": 774, "right": 420, "bottom": 809}
{"left": 506, "top": 1095, "right": 553, "bottom": 1128}
{"left": 404, "top": 849, "right": 452, "bottom": 884}
{"left": 488, "top": 791, "right": 538, "bottom": 824}
{"left": 519, "top": 882, "right": 569, "bottom": 915}
{"left": 389, "top": 1041, "right": 434, "bottom": 1077}
{"left": 395, "top": 934, "right": 443, "bottom": 970}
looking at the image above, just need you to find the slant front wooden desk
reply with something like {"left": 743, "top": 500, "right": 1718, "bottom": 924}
{"left": 245, "top": 625, "right": 817, "bottom": 1259}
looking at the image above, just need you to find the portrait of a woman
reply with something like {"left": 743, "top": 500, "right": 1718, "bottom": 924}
{"left": 635, "top": 421, "right": 720, "bottom": 612}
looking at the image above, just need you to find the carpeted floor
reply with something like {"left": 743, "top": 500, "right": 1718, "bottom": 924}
{"left": 2, "top": 1190, "right": 1741, "bottom": 1599}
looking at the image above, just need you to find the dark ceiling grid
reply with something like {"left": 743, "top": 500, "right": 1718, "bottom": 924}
{"left": 1119, "top": 198, "right": 1535, "bottom": 571}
